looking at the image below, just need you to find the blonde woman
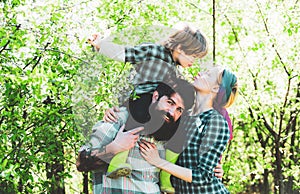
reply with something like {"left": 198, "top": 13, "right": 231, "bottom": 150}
{"left": 140, "top": 65, "right": 238, "bottom": 194}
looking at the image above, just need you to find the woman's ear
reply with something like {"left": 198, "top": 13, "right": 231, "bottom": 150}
{"left": 211, "top": 85, "right": 220, "bottom": 93}
{"left": 152, "top": 91, "right": 159, "bottom": 103}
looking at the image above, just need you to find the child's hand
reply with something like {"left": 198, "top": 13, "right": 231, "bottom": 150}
{"left": 87, "top": 33, "right": 101, "bottom": 51}
{"left": 103, "top": 106, "right": 120, "bottom": 123}
{"left": 139, "top": 139, "right": 162, "bottom": 166}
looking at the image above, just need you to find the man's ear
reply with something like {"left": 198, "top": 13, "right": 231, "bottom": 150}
{"left": 152, "top": 91, "right": 159, "bottom": 103}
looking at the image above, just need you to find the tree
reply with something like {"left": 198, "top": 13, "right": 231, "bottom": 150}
{"left": 217, "top": 1, "right": 300, "bottom": 193}
{"left": 1, "top": 0, "right": 299, "bottom": 193}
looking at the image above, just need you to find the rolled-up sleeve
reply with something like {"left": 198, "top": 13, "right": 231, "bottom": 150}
{"left": 99, "top": 39, "right": 125, "bottom": 61}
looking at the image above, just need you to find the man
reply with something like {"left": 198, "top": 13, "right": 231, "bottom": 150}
{"left": 76, "top": 78, "right": 195, "bottom": 194}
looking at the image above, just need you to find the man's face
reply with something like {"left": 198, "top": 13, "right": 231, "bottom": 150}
{"left": 146, "top": 92, "right": 185, "bottom": 141}
{"left": 154, "top": 92, "right": 185, "bottom": 123}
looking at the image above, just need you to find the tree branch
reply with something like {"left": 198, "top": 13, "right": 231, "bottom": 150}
{"left": 255, "top": 0, "right": 290, "bottom": 76}
{"left": 23, "top": 56, "right": 37, "bottom": 70}
{"left": 39, "top": 47, "right": 91, "bottom": 64}
{"left": 31, "top": 42, "right": 50, "bottom": 72}
{"left": 0, "top": 40, "right": 11, "bottom": 54}
{"left": 187, "top": 2, "right": 212, "bottom": 16}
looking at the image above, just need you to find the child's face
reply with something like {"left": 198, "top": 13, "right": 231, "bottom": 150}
{"left": 175, "top": 50, "right": 197, "bottom": 68}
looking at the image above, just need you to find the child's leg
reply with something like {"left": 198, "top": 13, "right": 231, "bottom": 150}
{"left": 160, "top": 149, "right": 179, "bottom": 193}
{"left": 161, "top": 121, "right": 190, "bottom": 193}
{"left": 106, "top": 150, "right": 132, "bottom": 179}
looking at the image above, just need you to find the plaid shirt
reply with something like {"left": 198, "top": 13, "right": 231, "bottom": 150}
{"left": 100, "top": 136, "right": 165, "bottom": 194}
{"left": 119, "top": 43, "right": 181, "bottom": 104}
{"left": 171, "top": 109, "right": 230, "bottom": 194}
{"left": 91, "top": 107, "right": 166, "bottom": 194}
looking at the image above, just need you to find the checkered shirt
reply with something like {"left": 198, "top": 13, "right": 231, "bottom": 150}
{"left": 119, "top": 43, "right": 181, "bottom": 104}
{"left": 100, "top": 135, "right": 165, "bottom": 194}
{"left": 91, "top": 107, "right": 166, "bottom": 194}
{"left": 171, "top": 109, "right": 230, "bottom": 194}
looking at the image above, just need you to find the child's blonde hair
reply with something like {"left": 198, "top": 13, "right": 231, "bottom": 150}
{"left": 163, "top": 25, "right": 208, "bottom": 59}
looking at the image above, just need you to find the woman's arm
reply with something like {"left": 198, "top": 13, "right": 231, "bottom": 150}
{"left": 140, "top": 114, "right": 228, "bottom": 184}
{"left": 139, "top": 140, "right": 193, "bottom": 183}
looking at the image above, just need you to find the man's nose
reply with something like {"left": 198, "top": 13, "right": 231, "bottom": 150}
{"left": 168, "top": 107, "right": 175, "bottom": 117}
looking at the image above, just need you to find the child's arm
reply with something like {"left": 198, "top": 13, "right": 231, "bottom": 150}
{"left": 88, "top": 34, "right": 125, "bottom": 61}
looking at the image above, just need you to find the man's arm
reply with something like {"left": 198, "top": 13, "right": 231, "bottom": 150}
{"left": 76, "top": 122, "right": 143, "bottom": 172}
{"left": 214, "top": 163, "right": 224, "bottom": 179}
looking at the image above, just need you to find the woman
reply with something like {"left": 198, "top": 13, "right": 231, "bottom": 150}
{"left": 139, "top": 65, "right": 238, "bottom": 193}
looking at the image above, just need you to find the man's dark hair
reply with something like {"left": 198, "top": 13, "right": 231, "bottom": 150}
{"left": 156, "top": 78, "right": 195, "bottom": 111}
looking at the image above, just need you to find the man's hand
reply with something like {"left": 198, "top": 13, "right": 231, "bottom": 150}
{"left": 87, "top": 33, "right": 101, "bottom": 51}
{"left": 214, "top": 163, "right": 224, "bottom": 180}
{"left": 103, "top": 106, "right": 120, "bottom": 123}
{"left": 107, "top": 125, "right": 144, "bottom": 154}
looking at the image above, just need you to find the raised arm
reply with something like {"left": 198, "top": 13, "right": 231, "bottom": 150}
{"left": 88, "top": 34, "right": 125, "bottom": 61}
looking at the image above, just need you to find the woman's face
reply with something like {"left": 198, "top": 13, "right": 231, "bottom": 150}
{"left": 193, "top": 66, "right": 224, "bottom": 92}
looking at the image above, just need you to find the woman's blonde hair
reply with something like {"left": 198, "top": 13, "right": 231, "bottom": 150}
{"left": 224, "top": 82, "right": 238, "bottom": 108}
{"left": 163, "top": 25, "right": 208, "bottom": 59}
{"left": 214, "top": 69, "right": 238, "bottom": 110}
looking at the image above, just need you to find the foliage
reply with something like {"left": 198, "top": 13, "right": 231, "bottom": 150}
{"left": 0, "top": 0, "right": 299, "bottom": 193}
{"left": 217, "top": 1, "right": 300, "bottom": 193}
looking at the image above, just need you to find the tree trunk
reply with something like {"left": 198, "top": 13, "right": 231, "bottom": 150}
{"left": 83, "top": 172, "right": 89, "bottom": 194}
{"left": 258, "top": 169, "right": 270, "bottom": 194}
{"left": 274, "top": 142, "right": 284, "bottom": 194}
{"left": 46, "top": 142, "right": 65, "bottom": 194}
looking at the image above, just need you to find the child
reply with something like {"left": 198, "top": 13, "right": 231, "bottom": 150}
{"left": 88, "top": 23, "right": 208, "bottom": 106}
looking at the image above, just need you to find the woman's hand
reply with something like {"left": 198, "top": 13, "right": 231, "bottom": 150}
{"left": 139, "top": 139, "right": 162, "bottom": 166}
{"left": 214, "top": 163, "right": 224, "bottom": 180}
{"left": 103, "top": 106, "right": 120, "bottom": 123}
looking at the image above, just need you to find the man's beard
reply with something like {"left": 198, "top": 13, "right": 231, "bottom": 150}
{"left": 141, "top": 102, "right": 180, "bottom": 141}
